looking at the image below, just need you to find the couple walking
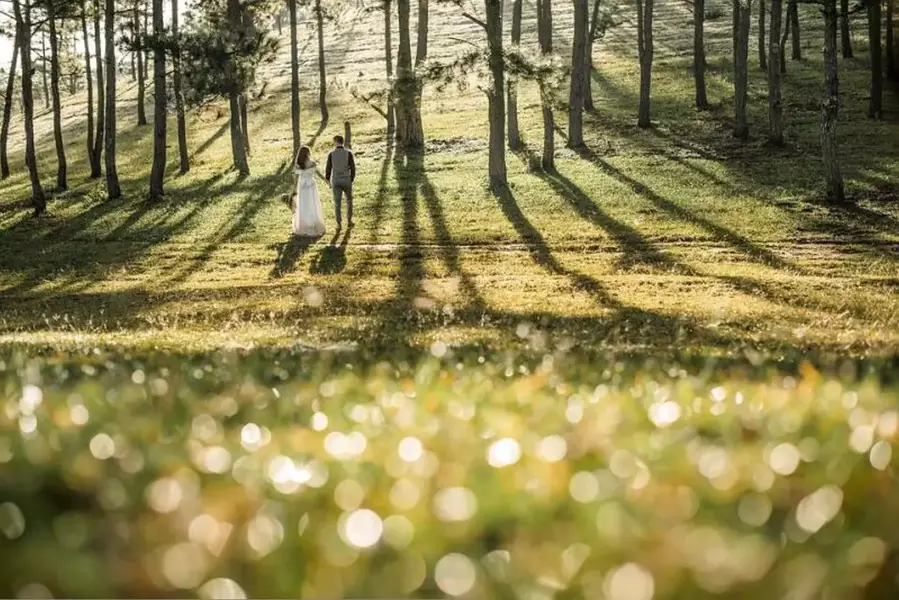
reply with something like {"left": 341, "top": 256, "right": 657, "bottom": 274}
{"left": 292, "top": 135, "right": 356, "bottom": 237}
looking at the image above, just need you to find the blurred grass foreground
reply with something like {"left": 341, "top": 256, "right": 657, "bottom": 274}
{"left": 2, "top": 347, "right": 899, "bottom": 599}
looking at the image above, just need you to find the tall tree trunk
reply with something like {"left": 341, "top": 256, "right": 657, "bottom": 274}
{"left": 384, "top": 0, "right": 395, "bottom": 137}
{"left": 315, "top": 0, "right": 329, "bottom": 125}
{"left": 694, "top": 0, "right": 709, "bottom": 108}
{"left": 229, "top": 92, "right": 250, "bottom": 175}
{"left": 636, "top": 0, "right": 654, "bottom": 128}
{"left": 538, "top": 0, "right": 554, "bottom": 170}
{"left": 767, "top": 0, "right": 784, "bottom": 145}
{"left": 758, "top": 0, "right": 767, "bottom": 70}
{"left": 134, "top": 2, "right": 147, "bottom": 126}
{"left": 172, "top": 0, "right": 188, "bottom": 174}
{"left": 239, "top": 94, "right": 250, "bottom": 154}
{"left": 149, "top": 0, "right": 166, "bottom": 200}
{"left": 416, "top": 0, "right": 428, "bottom": 66}
{"left": 105, "top": 0, "right": 122, "bottom": 199}
{"left": 131, "top": 48, "right": 136, "bottom": 82}
{"left": 569, "top": 0, "right": 588, "bottom": 145}
{"left": 584, "top": 0, "right": 601, "bottom": 111}
{"left": 289, "top": 0, "right": 301, "bottom": 155}
{"left": 508, "top": 0, "right": 522, "bottom": 150}
{"left": 276, "top": 12, "right": 282, "bottom": 35}
{"left": 888, "top": 0, "right": 897, "bottom": 80}
{"left": 821, "top": 0, "right": 844, "bottom": 203}
{"left": 396, "top": 0, "right": 423, "bottom": 149}
{"left": 92, "top": 0, "right": 104, "bottom": 178}
{"left": 789, "top": 0, "right": 801, "bottom": 60}
{"left": 485, "top": 0, "right": 507, "bottom": 187}
{"left": 48, "top": 10, "right": 67, "bottom": 191}
{"left": 733, "top": 0, "right": 751, "bottom": 139}
{"left": 82, "top": 4, "right": 95, "bottom": 174}
{"left": 868, "top": 0, "right": 882, "bottom": 117}
{"left": 779, "top": 0, "right": 790, "bottom": 72}
{"left": 14, "top": 0, "right": 47, "bottom": 213}
{"left": 41, "top": 30, "right": 49, "bottom": 110}
{"left": 142, "top": 4, "right": 149, "bottom": 80}
{"left": 840, "top": 0, "right": 853, "bottom": 58}
{"left": 0, "top": 26, "right": 20, "bottom": 179}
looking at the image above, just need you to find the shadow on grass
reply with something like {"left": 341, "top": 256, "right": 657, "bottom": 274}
{"left": 311, "top": 228, "right": 351, "bottom": 275}
{"left": 271, "top": 235, "right": 317, "bottom": 278}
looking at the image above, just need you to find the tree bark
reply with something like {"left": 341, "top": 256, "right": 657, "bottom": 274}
{"left": 840, "top": 0, "right": 853, "bottom": 58}
{"left": 40, "top": 30, "right": 49, "bottom": 110}
{"left": 48, "top": 9, "right": 67, "bottom": 191}
{"left": 92, "top": 0, "right": 104, "bottom": 178}
{"left": 416, "top": 0, "right": 428, "bottom": 66}
{"left": 289, "top": 0, "right": 301, "bottom": 156}
{"left": 570, "top": 0, "right": 588, "bottom": 144}
{"left": 821, "top": 0, "right": 844, "bottom": 203}
{"left": 767, "top": 0, "right": 783, "bottom": 145}
{"left": 396, "top": 0, "right": 423, "bottom": 149}
{"left": 82, "top": 4, "right": 95, "bottom": 175}
{"left": 105, "top": 0, "right": 122, "bottom": 199}
{"left": 636, "top": 0, "right": 654, "bottom": 128}
{"left": 758, "top": 0, "right": 767, "bottom": 70}
{"left": 0, "top": 26, "right": 20, "bottom": 179}
{"left": 239, "top": 93, "right": 250, "bottom": 154}
{"left": 538, "top": 0, "right": 554, "bottom": 170}
{"left": 315, "top": 0, "right": 329, "bottom": 125}
{"left": 134, "top": 2, "right": 147, "bottom": 126}
{"left": 507, "top": 0, "right": 522, "bottom": 150}
{"left": 142, "top": 4, "right": 149, "bottom": 80}
{"left": 867, "top": 0, "right": 882, "bottom": 117}
{"left": 733, "top": 0, "right": 751, "bottom": 139}
{"left": 14, "top": 0, "right": 47, "bottom": 212}
{"left": 149, "top": 0, "right": 166, "bottom": 200}
{"left": 789, "top": 0, "right": 800, "bottom": 60}
{"left": 226, "top": 0, "right": 250, "bottom": 175}
{"left": 585, "top": 0, "right": 601, "bottom": 111}
{"left": 779, "top": 0, "right": 790, "bottom": 72}
{"left": 172, "top": 0, "right": 189, "bottom": 174}
{"left": 485, "top": 0, "right": 507, "bottom": 187}
{"left": 384, "top": 0, "right": 395, "bottom": 137}
{"left": 888, "top": 0, "right": 897, "bottom": 80}
{"left": 694, "top": 0, "right": 709, "bottom": 108}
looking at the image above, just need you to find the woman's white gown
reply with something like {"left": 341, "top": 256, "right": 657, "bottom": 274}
{"left": 293, "top": 164, "right": 326, "bottom": 237}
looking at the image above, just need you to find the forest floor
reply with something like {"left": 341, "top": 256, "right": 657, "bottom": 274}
{"left": 0, "top": 0, "right": 898, "bottom": 355}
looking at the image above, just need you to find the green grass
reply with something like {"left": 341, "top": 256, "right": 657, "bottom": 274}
{"left": 1, "top": 2, "right": 899, "bottom": 596}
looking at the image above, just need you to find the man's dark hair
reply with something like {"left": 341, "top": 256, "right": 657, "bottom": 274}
{"left": 334, "top": 135, "right": 345, "bottom": 145}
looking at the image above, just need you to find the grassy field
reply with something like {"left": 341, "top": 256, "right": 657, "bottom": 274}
{"left": 1, "top": 0, "right": 899, "bottom": 597}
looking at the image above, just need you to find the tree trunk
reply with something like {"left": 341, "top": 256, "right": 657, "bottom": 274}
{"left": 733, "top": 0, "right": 751, "bottom": 139}
{"left": 485, "top": 0, "right": 507, "bottom": 187}
{"left": 172, "top": 0, "right": 188, "bottom": 174}
{"left": 585, "top": 0, "right": 601, "bottom": 111}
{"left": 821, "top": 0, "right": 844, "bottom": 203}
{"left": 888, "top": 0, "right": 897, "bottom": 80}
{"left": 0, "top": 26, "right": 20, "bottom": 179}
{"left": 789, "top": 0, "right": 801, "bottom": 60}
{"left": 538, "top": 0, "right": 555, "bottom": 170}
{"left": 92, "top": 0, "right": 104, "bottom": 178}
{"left": 758, "top": 0, "right": 767, "bottom": 70}
{"left": 48, "top": 10, "right": 67, "bottom": 191}
{"left": 779, "top": 0, "right": 790, "bottom": 72}
{"left": 82, "top": 4, "right": 95, "bottom": 175}
{"left": 276, "top": 13, "right": 282, "bottom": 35}
{"left": 315, "top": 0, "right": 329, "bottom": 125}
{"left": 868, "top": 0, "right": 882, "bottom": 118}
{"left": 143, "top": 5, "right": 149, "bottom": 80}
{"left": 569, "top": 0, "right": 588, "bottom": 145}
{"left": 14, "top": 0, "right": 47, "bottom": 213}
{"left": 636, "top": 0, "right": 654, "bottom": 128}
{"left": 840, "top": 0, "right": 853, "bottom": 58}
{"left": 416, "top": 0, "right": 428, "bottom": 66}
{"left": 239, "top": 93, "right": 250, "bottom": 154}
{"left": 384, "top": 0, "right": 395, "bottom": 137}
{"left": 396, "top": 0, "right": 424, "bottom": 149}
{"left": 767, "top": 0, "right": 784, "bottom": 145}
{"left": 41, "top": 30, "right": 49, "bottom": 110}
{"left": 105, "top": 0, "right": 122, "bottom": 199}
{"left": 694, "top": 0, "right": 709, "bottom": 108}
{"left": 289, "top": 0, "right": 301, "bottom": 156}
{"left": 229, "top": 93, "right": 250, "bottom": 175}
{"left": 149, "top": 0, "right": 166, "bottom": 200}
{"left": 134, "top": 2, "right": 147, "bottom": 126}
{"left": 507, "top": 0, "right": 522, "bottom": 150}
{"left": 131, "top": 49, "right": 136, "bottom": 82}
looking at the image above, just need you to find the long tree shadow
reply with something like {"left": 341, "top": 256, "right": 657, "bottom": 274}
{"left": 190, "top": 121, "right": 230, "bottom": 160}
{"left": 356, "top": 145, "right": 394, "bottom": 275}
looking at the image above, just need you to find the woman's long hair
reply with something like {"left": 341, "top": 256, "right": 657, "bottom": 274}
{"left": 296, "top": 146, "right": 311, "bottom": 169}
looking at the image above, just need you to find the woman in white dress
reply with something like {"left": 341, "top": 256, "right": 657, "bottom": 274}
{"left": 292, "top": 146, "right": 326, "bottom": 237}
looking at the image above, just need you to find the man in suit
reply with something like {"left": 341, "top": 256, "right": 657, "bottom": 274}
{"left": 325, "top": 135, "right": 356, "bottom": 229}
